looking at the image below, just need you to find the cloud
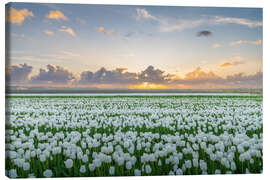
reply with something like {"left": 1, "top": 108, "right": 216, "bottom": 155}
{"left": 158, "top": 19, "right": 206, "bottom": 32}
{"left": 182, "top": 67, "right": 222, "bottom": 83}
{"left": 41, "top": 51, "right": 79, "bottom": 60}
{"left": 220, "top": 60, "right": 244, "bottom": 68}
{"left": 172, "top": 67, "right": 262, "bottom": 88}
{"left": 59, "top": 26, "right": 76, "bottom": 37}
{"left": 214, "top": 16, "right": 262, "bottom": 28}
{"left": 220, "top": 55, "right": 245, "bottom": 67}
{"left": 125, "top": 32, "right": 135, "bottom": 38}
{"left": 43, "top": 30, "right": 54, "bottom": 35}
{"left": 6, "top": 63, "right": 262, "bottom": 88}
{"left": 229, "top": 40, "right": 243, "bottom": 46}
{"left": 10, "top": 56, "right": 42, "bottom": 62}
{"left": 6, "top": 63, "right": 33, "bottom": 83}
{"left": 31, "top": 64, "right": 74, "bottom": 84}
{"left": 171, "top": 67, "right": 224, "bottom": 88}
{"left": 98, "top": 27, "right": 104, "bottom": 33}
{"left": 135, "top": 8, "right": 203, "bottom": 32}
{"left": 220, "top": 62, "right": 232, "bottom": 67}
{"left": 136, "top": 8, "right": 157, "bottom": 21}
{"left": 46, "top": 10, "right": 68, "bottom": 21}
{"left": 11, "top": 33, "right": 25, "bottom": 38}
{"left": 6, "top": 7, "right": 34, "bottom": 25}
{"left": 212, "top": 43, "right": 221, "bottom": 48}
{"left": 225, "top": 72, "right": 262, "bottom": 87}
{"left": 138, "top": 66, "right": 172, "bottom": 84}
{"left": 76, "top": 67, "right": 137, "bottom": 85}
{"left": 246, "top": 40, "right": 262, "bottom": 45}
{"left": 135, "top": 9, "right": 262, "bottom": 33}
{"left": 97, "top": 26, "right": 116, "bottom": 35}
{"left": 230, "top": 39, "right": 262, "bottom": 46}
{"left": 197, "top": 30, "right": 212, "bottom": 37}
{"left": 76, "top": 65, "right": 172, "bottom": 85}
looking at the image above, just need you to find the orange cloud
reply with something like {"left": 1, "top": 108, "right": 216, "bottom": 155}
{"left": 116, "top": 68, "right": 128, "bottom": 72}
{"left": 59, "top": 26, "right": 76, "bottom": 37}
{"left": 220, "top": 62, "right": 232, "bottom": 67}
{"left": 183, "top": 67, "right": 221, "bottom": 82}
{"left": 220, "top": 56, "right": 244, "bottom": 68}
{"left": 98, "top": 27, "right": 104, "bottom": 33}
{"left": 246, "top": 40, "right": 262, "bottom": 45}
{"left": 212, "top": 43, "right": 221, "bottom": 48}
{"left": 6, "top": 7, "right": 34, "bottom": 25}
{"left": 97, "top": 26, "right": 116, "bottom": 35}
{"left": 229, "top": 40, "right": 243, "bottom": 46}
{"left": 46, "top": 10, "right": 68, "bottom": 21}
{"left": 43, "top": 30, "right": 54, "bottom": 35}
{"left": 229, "top": 40, "right": 262, "bottom": 46}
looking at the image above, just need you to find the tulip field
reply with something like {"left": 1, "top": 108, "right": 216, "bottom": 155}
{"left": 5, "top": 95, "right": 263, "bottom": 178}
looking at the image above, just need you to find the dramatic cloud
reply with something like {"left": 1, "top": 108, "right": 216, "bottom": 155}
{"left": 6, "top": 7, "right": 34, "bottom": 25}
{"left": 98, "top": 26, "right": 116, "bottom": 35}
{"left": 43, "top": 30, "right": 54, "bottom": 35}
{"left": 138, "top": 66, "right": 172, "bottom": 84}
{"left": 6, "top": 63, "right": 262, "bottom": 89}
{"left": 214, "top": 16, "right": 262, "bottom": 28}
{"left": 225, "top": 72, "right": 262, "bottom": 87}
{"left": 229, "top": 40, "right": 243, "bottom": 46}
{"left": 6, "top": 63, "right": 33, "bottom": 83}
{"left": 177, "top": 67, "right": 223, "bottom": 85}
{"left": 59, "top": 26, "right": 76, "bottom": 37}
{"left": 46, "top": 10, "right": 68, "bottom": 21}
{"left": 136, "top": 8, "right": 157, "bottom": 21}
{"left": 212, "top": 43, "right": 221, "bottom": 48}
{"left": 76, "top": 66, "right": 172, "bottom": 85}
{"left": 76, "top": 67, "right": 137, "bottom": 85}
{"left": 197, "top": 30, "right": 212, "bottom": 37}
{"left": 172, "top": 67, "right": 262, "bottom": 88}
{"left": 31, "top": 64, "right": 74, "bottom": 84}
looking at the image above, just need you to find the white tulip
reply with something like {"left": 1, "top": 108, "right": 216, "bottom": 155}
{"left": 43, "top": 169, "right": 53, "bottom": 178}
{"left": 80, "top": 165, "right": 86, "bottom": 173}
{"left": 145, "top": 165, "right": 152, "bottom": 174}
{"left": 109, "top": 166, "right": 115, "bottom": 175}
{"left": 64, "top": 159, "right": 73, "bottom": 169}
{"left": 126, "top": 161, "right": 132, "bottom": 170}
{"left": 89, "top": 163, "right": 95, "bottom": 172}
{"left": 134, "top": 169, "right": 141, "bottom": 176}
{"left": 9, "top": 169, "right": 17, "bottom": 178}
{"left": 23, "top": 162, "right": 30, "bottom": 171}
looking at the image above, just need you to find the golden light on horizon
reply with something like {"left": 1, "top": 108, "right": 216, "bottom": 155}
{"left": 129, "top": 82, "right": 168, "bottom": 89}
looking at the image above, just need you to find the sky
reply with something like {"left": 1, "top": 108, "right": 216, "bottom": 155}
{"left": 5, "top": 3, "right": 263, "bottom": 89}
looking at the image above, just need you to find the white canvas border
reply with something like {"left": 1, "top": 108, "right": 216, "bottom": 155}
{"left": 0, "top": 1, "right": 268, "bottom": 180}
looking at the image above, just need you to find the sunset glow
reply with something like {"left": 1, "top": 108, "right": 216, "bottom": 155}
{"left": 5, "top": 3, "right": 262, "bottom": 89}
{"left": 129, "top": 82, "right": 168, "bottom": 89}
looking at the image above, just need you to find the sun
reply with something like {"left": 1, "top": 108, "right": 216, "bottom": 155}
{"left": 129, "top": 82, "right": 168, "bottom": 89}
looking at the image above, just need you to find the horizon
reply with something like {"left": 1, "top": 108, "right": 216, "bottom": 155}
{"left": 5, "top": 3, "right": 263, "bottom": 89}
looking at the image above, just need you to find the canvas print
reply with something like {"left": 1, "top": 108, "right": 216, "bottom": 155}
{"left": 5, "top": 2, "right": 263, "bottom": 178}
